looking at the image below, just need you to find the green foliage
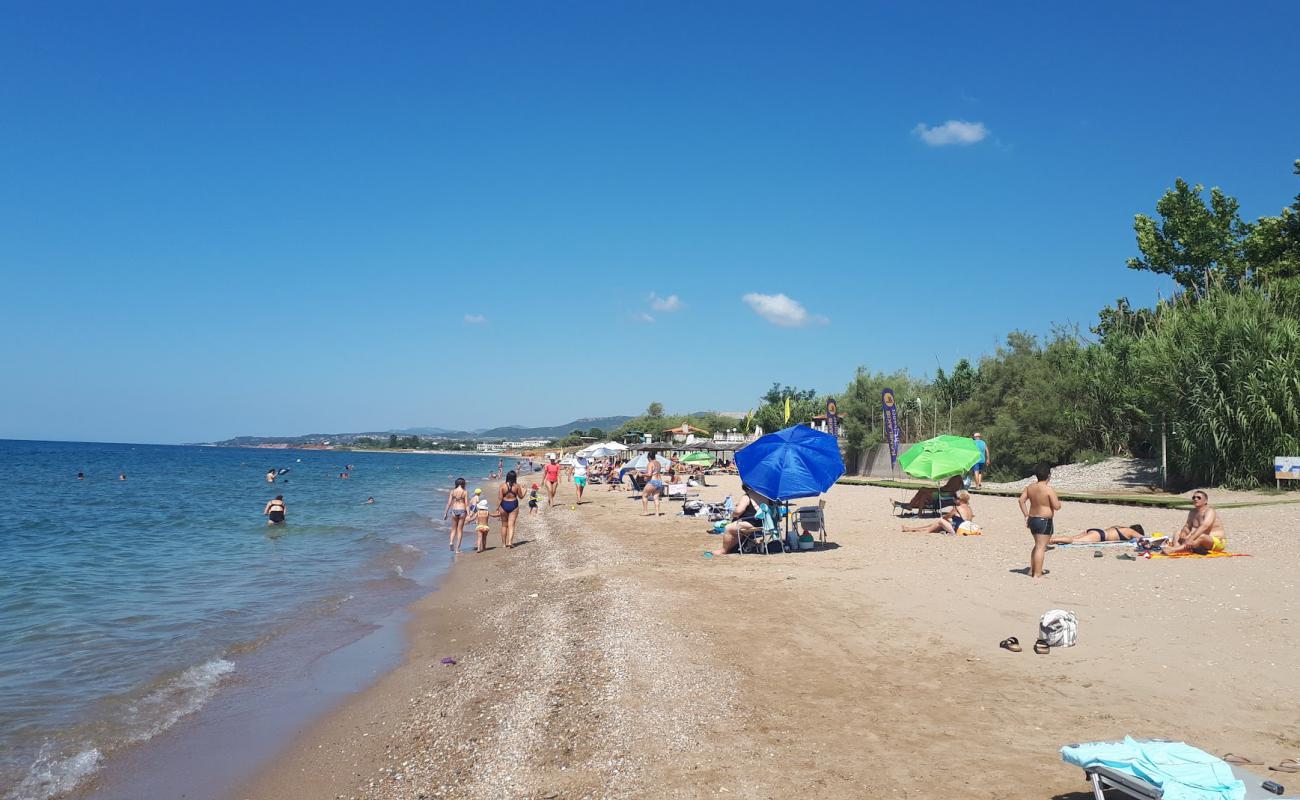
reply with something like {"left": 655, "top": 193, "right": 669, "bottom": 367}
{"left": 752, "top": 383, "right": 822, "bottom": 434}
{"left": 1127, "top": 178, "right": 1251, "bottom": 295}
{"left": 1246, "top": 161, "right": 1300, "bottom": 285}
{"left": 1130, "top": 284, "right": 1300, "bottom": 488}
{"left": 388, "top": 434, "right": 398, "bottom": 448}
{"left": 609, "top": 409, "right": 740, "bottom": 442}
{"left": 646, "top": 402, "right": 664, "bottom": 418}
{"left": 933, "top": 358, "right": 978, "bottom": 407}
{"left": 838, "top": 369, "right": 929, "bottom": 465}
{"left": 586, "top": 427, "right": 605, "bottom": 440}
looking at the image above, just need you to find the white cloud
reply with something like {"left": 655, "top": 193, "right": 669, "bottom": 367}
{"left": 632, "top": 312, "right": 655, "bottom": 323}
{"left": 741, "top": 293, "right": 827, "bottom": 327}
{"left": 463, "top": 314, "right": 486, "bottom": 324}
{"left": 912, "top": 119, "right": 989, "bottom": 146}
{"left": 648, "top": 292, "right": 683, "bottom": 312}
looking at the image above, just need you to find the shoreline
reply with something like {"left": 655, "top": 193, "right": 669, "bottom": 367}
{"left": 239, "top": 476, "right": 1300, "bottom": 798}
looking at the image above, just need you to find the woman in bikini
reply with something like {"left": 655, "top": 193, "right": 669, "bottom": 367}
{"left": 901, "top": 490, "right": 976, "bottom": 535}
{"left": 444, "top": 478, "right": 470, "bottom": 552}
{"left": 263, "top": 495, "right": 286, "bottom": 526}
{"left": 1051, "top": 523, "right": 1145, "bottom": 545}
{"left": 498, "top": 470, "right": 524, "bottom": 549}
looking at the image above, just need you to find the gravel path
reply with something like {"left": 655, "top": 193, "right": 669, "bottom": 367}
{"left": 983, "top": 457, "right": 1163, "bottom": 493}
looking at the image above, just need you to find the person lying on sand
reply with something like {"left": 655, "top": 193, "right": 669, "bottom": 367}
{"left": 1163, "top": 491, "right": 1227, "bottom": 554}
{"left": 902, "top": 490, "right": 977, "bottom": 535}
{"left": 1051, "top": 523, "right": 1144, "bottom": 545}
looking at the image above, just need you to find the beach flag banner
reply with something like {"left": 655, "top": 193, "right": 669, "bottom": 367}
{"left": 882, "top": 388, "right": 900, "bottom": 465}
{"left": 784, "top": 396, "right": 791, "bottom": 424}
{"left": 826, "top": 399, "right": 839, "bottom": 437}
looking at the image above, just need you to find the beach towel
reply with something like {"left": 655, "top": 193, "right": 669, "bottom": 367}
{"left": 1057, "top": 539, "right": 1134, "bottom": 548}
{"left": 1150, "top": 550, "right": 1251, "bottom": 559}
{"left": 1061, "top": 737, "right": 1245, "bottom": 800}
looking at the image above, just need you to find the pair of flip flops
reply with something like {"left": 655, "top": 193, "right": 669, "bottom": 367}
{"left": 1222, "top": 754, "right": 1300, "bottom": 772}
{"left": 999, "top": 637, "right": 1050, "bottom": 655}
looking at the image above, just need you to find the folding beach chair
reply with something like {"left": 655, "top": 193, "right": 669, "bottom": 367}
{"left": 794, "top": 499, "right": 828, "bottom": 544}
{"left": 738, "top": 503, "right": 783, "bottom": 555}
{"left": 890, "top": 476, "right": 963, "bottom": 518}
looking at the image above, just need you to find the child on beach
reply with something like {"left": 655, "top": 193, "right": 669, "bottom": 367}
{"left": 528, "top": 484, "right": 540, "bottom": 514}
{"left": 471, "top": 497, "right": 501, "bottom": 553}
{"left": 1018, "top": 465, "right": 1061, "bottom": 578}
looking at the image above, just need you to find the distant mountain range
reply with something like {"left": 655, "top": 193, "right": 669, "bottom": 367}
{"left": 208, "top": 415, "right": 635, "bottom": 448}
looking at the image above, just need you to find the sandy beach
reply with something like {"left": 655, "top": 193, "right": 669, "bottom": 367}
{"left": 239, "top": 475, "right": 1300, "bottom": 799}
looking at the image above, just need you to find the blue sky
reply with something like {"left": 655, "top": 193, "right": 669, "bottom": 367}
{"left": 2, "top": 1, "right": 1297, "bottom": 443}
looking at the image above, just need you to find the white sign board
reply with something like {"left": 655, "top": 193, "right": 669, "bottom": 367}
{"left": 1275, "top": 456, "right": 1300, "bottom": 486}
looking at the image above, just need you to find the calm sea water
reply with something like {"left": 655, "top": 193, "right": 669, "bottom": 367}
{"left": 0, "top": 440, "right": 505, "bottom": 800}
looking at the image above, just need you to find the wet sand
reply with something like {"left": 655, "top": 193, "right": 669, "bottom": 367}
{"left": 238, "top": 476, "right": 1300, "bottom": 798}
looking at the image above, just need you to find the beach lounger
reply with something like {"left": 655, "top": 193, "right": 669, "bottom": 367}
{"left": 794, "top": 499, "right": 827, "bottom": 544}
{"left": 1062, "top": 738, "right": 1294, "bottom": 799}
{"left": 891, "top": 476, "right": 963, "bottom": 517}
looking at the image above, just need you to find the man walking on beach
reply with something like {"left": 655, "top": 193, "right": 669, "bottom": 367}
{"left": 1018, "top": 465, "right": 1060, "bottom": 578}
{"left": 543, "top": 456, "right": 561, "bottom": 506}
{"left": 972, "top": 433, "right": 989, "bottom": 489}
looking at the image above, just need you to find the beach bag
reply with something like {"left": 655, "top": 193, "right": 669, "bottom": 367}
{"left": 1039, "top": 609, "right": 1078, "bottom": 648}
{"left": 956, "top": 521, "right": 983, "bottom": 536}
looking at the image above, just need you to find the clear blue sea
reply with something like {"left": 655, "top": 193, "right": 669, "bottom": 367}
{"left": 0, "top": 440, "right": 506, "bottom": 800}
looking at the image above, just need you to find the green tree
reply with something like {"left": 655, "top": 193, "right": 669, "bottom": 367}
{"left": 753, "top": 383, "right": 821, "bottom": 434}
{"left": 933, "top": 358, "right": 978, "bottom": 408}
{"left": 1246, "top": 160, "right": 1300, "bottom": 286}
{"left": 1130, "top": 284, "right": 1300, "bottom": 487}
{"left": 388, "top": 434, "right": 398, "bottom": 448}
{"left": 1127, "top": 178, "right": 1251, "bottom": 296}
{"left": 646, "top": 402, "right": 664, "bottom": 418}
{"left": 837, "top": 369, "right": 928, "bottom": 469}
{"left": 586, "top": 427, "right": 605, "bottom": 440}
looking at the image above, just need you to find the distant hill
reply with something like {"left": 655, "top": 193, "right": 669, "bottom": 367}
{"left": 207, "top": 415, "right": 635, "bottom": 447}
{"left": 476, "top": 416, "right": 634, "bottom": 440}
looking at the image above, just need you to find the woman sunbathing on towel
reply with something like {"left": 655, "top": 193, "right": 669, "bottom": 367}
{"left": 1051, "top": 523, "right": 1145, "bottom": 545}
{"left": 901, "top": 491, "right": 977, "bottom": 535}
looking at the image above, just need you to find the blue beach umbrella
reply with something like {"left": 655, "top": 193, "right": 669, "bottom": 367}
{"left": 735, "top": 425, "right": 845, "bottom": 501}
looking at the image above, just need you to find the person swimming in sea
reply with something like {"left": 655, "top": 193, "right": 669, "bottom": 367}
{"left": 365, "top": 497, "right": 375, "bottom": 505}
{"left": 77, "top": 472, "right": 85, "bottom": 480}
{"left": 263, "top": 495, "right": 286, "bottom": 525}
{"left": 266, "top": 469, "right": 276, "bottom": 483}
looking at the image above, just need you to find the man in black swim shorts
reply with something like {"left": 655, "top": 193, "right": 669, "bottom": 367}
{"left": 1018, "top": 465, "right": 1061, "bottom": 578}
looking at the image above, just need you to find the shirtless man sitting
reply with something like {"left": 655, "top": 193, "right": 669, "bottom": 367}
{"left": 1163, "top": 491, "right": 1227, "bottom": 554}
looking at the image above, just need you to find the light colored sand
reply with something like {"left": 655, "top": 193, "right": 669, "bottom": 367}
{"left": 239, "top": 475, "right": 1300, "bottom": 799}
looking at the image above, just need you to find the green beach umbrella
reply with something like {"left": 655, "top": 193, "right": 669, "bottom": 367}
{"left": 681, "top": 451, "right": 715, "bottom": 467}
{"left": 898, "top": 435, "right": 981, "bottom": 481}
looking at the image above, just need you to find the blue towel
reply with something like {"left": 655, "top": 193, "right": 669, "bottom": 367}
{"left": 1061, "top": 738, "right": 1244, "bottom": 800}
